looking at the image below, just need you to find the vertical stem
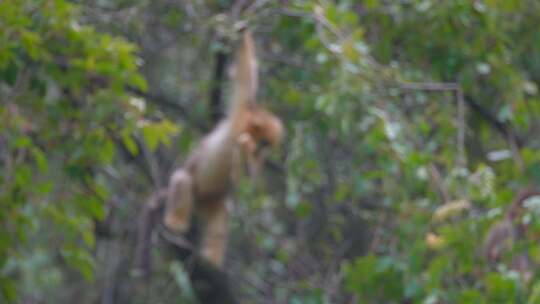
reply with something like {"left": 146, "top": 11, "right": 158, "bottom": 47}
{"left": 209, "top": 51, "right": 228, "bottom": 123}
{"left": 456, "top": 88, "right": 466, "bottom": 168}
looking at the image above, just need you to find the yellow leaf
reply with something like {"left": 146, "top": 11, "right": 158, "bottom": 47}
{"left": 433, "top": 199, "right": 471, "bottom": 222}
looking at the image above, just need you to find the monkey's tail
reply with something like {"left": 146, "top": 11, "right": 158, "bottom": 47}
{"left": 228, "top": 30, "right": 258, "bottom": 132}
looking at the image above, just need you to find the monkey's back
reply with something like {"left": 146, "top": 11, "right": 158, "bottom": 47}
{"left": 187, "top": 120, "right": 237, "bottom": 202}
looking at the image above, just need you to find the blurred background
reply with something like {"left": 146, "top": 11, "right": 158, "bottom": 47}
{"left": 2, "top": 0, "right": 540, "bottom": 303}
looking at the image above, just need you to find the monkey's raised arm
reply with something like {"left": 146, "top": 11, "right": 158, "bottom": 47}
{"left": 229, "top": 30, "right": 258, "bottom": 124}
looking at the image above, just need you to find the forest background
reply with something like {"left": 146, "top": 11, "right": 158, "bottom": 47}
{"left": 2, "top": 0, "right": 540, "bottom": 303}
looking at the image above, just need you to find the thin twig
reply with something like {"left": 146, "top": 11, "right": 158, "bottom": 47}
{"left": 456, "top": 88, "right": 466, "bottom": 168}
{"left": 140, "top": 139, "right": 163, "bottom": 189}
{"left": 398, "top": 81, "right": 460, "bottom": 91}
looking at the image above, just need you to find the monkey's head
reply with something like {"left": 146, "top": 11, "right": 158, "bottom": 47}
{"left": 245, "top": 106, "right": 284, "bottom": 148}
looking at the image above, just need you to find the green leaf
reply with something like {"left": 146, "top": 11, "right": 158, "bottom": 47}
{"left": 169, "top": 261, "right": 197, "bottom": 303}
{"left": 295, "top": 201, "right": 312, "bottom": 219}
{"left": 20, "top": 30, "right": 42, "bottom": 60}
{"left": 35, "top": 181, "right": 53, "bottom": 194}
{"left": 528, "top": 281, "right": 540, "bottom": 304}
{"left": 459, "top": 289, "right": 485, "bottom": 304}
{"left": 484, "top": 272, "right": 518, "bottom": 302}
{"left": 0, "top": 278, "right": 16, "bottom": 303}
{"left": 141, "top": 119, "right": 180, "bottom": 151}
{"left": 61, "top": 246, "right": 95, "bottom": 281}
{"left": 31, "top": 147, "right": 48, "bottom": 173}
{"left": 365, "top": 0, "right": 380, "bottom": 9}
{"left": 127, "top": 73, "right": 148, "bottom": 92}
{"left": 141, "top": 124, "right": 159, "bottom": 151}
{"left": 121, "top": 131, "right": 138, "bottom": 156}
{"left": 14, "top": 136, "right": 31, "bottom": 148}
{"left": 14, "top": 164, "right": 32, "bottom": 186}
{"left": 97, "top": 138, "right": 115, "bottom": 164}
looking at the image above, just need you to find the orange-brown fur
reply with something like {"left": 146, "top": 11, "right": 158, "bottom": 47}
{"left": 163, "top": 30, "right": 283, "bottom": 267}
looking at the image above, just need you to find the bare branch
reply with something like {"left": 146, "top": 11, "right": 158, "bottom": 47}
{"left": 398, "top": 81, "right": 460, "bottom": 91}
{"left": 134, "top": 189, "right": 238, "bottom": 303}
{"left": 398, "top": 81, "right": 468, "bottom": 168}
{"left": 456, "top": 88, "right": 466, "bottom": 168}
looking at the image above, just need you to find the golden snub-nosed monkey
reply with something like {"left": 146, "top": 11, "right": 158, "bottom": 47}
{"left": 163, "top": 30, "right": 284, "bottom": 267}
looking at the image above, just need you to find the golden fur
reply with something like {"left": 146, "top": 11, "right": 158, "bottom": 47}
{"left": 163, "top": 30, "right": 284, "bottom": 266}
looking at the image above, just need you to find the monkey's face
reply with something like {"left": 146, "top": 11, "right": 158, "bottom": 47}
{"left": 246, "top": 108, "right": 284, "bottom": 147}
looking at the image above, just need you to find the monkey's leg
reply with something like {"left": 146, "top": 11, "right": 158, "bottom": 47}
{"left": 164, "top": 169, "right": 194, "bottom": 233}
{"left": 199, "top": 200, "right": 229, "bottom": 267}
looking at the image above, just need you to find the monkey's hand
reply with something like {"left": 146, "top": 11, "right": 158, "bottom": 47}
{"left": 237, "top": 133, "right": 262, "bottom": 178}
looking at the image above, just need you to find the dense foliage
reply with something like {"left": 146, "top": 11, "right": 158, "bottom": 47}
{"left": 1, "top": 0, "right": 540, "bottom": 303}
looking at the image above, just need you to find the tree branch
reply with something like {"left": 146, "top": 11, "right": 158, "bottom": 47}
{"left": 134, "top": 189, "right": 238, "bottom": 303}
{"left": 209, "top": 51, "right": 229, "bottom": 123}
{"left": 126, "top": 86, "right": 188, "bottom": 116}
{"left": 464, "top": 96, "right": 520, "bottom": 146}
